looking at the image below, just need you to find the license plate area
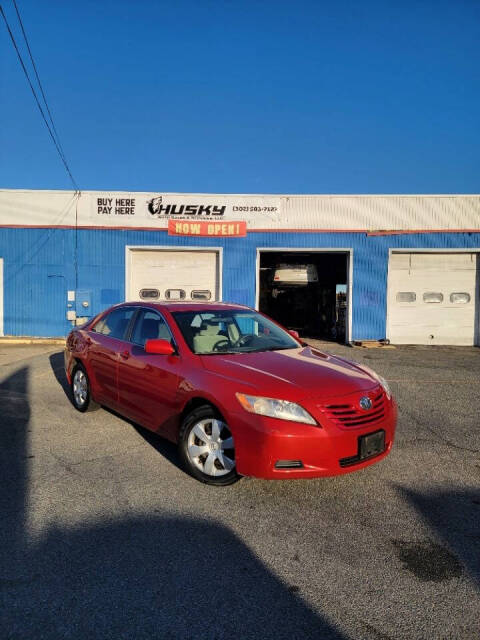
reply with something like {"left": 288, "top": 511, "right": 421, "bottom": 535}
{"left": 359, "top": 430, "right": 385, "bottom": 460}
{"left": 339, "top": 429, "right": 386, "bottom": 467}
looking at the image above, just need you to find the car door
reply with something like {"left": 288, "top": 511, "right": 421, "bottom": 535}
{"left": 86, "top": 306, "right": 137, "bottom": 408}
{"left": 116, "top": 308, "right": 181, "bottom": 433}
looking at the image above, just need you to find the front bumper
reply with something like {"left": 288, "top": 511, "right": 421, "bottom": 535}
{"left": 230, "top": 398, "right": 397, "bottom": 479}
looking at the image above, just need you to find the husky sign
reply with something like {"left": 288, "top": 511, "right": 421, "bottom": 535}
{"left": 147, "top": 194, "right": 280, "bottom": 223}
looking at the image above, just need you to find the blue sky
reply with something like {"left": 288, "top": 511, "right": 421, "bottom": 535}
{"left": 1, "top": 0, "right": 479, "bottom": 193}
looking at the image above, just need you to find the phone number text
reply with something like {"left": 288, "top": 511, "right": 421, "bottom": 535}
{"left": 232, "top": 206, "right": 278, "bottom": 212}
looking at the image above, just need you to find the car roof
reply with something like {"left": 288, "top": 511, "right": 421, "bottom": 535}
{"left": 113, "top": 301, "right": 252, "bottom": 313}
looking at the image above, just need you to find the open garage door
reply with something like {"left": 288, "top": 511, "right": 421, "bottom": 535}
{"left": 257, "top": 250, "right": 350, "bottom": 343}
{"left": 387, "top": 252, "right": 480, "bottom": 345}
{"left": 126, "top": 248, "right": 221, "bottom": 303}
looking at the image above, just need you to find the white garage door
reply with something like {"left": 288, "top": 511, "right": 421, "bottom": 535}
{"left": 127, "top": 249, "right": 220, "bottom": 303}
{"left": 387, "top": 252, "right": 479, "bottom": 345}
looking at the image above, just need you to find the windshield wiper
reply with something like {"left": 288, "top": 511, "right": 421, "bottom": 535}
{"left": 198, "top": 350, "right": 241, "bottom": 355}
{"left": 246, "top": 346, "right": 294, "bottom": 353}
{"left": 198, "top": 346, "right": 295, "bottom": 356}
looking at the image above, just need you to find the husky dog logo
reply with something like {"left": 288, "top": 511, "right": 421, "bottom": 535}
{"left": 147, "top": 196, "right": 163, "bottom": 215}
{"left": 147, "top": 195, "right": 226, "bottom": 218}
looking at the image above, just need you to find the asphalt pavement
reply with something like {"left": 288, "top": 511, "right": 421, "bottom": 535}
{"left": 0, "top": 341, "right": 479, "bottom": 639}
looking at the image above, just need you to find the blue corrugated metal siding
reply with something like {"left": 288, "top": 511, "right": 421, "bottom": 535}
{"left": 0, "top": 228, "right": 479, "bottom": 338}
{"left": 0, "top": 228, "right": 74, "bottom": 336}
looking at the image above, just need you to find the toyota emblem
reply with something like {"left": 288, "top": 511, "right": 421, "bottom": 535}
{"left": 359, "top": 396, "right": 372, "bottom": 411}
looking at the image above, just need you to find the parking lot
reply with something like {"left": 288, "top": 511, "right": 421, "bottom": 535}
{"left": 1, "top": 342, "right": 479, "bottom": 640}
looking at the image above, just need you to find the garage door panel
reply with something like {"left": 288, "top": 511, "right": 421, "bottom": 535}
{"left": 410, "top": 252, "right": 476, "bottom": 270}
{"left": 387, "top": 252, "right": 478, "bottom": 346}
{"left": 127, "top": 250, "right": 219, "bottom": 302}
{"left": 389, "top": 253, "right": 411, "bottom": 270}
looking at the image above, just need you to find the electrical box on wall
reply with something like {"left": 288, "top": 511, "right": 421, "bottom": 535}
{"left": 75, "top": 290, "right": 92, "bottom": 317}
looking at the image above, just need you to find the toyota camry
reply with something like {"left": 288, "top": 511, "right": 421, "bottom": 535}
{"left": 65, "top": 302, "right": 397, "bottom": 486}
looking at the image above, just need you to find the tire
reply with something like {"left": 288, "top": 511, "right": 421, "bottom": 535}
{"left": 179, "top": 405, "right": 240, "bottom": 486}
{"left": 71, "top": 364, "right": 99, "bottom": 413}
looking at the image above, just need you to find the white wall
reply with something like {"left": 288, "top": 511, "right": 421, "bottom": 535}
{"left": 1, "top": 189, "right": 479, "bottom": 232}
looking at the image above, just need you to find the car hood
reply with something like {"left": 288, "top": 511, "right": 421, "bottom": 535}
{"left": 200, "top": 346, "right": 378, "bottom": 400}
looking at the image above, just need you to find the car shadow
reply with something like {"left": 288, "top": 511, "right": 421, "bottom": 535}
{"left": 103, "top": 403, "right": 182, "bottom": 470}
{"left": 130, "top": 420, "right": 181, "bottom": 466}
{"left": 1, "top": 365, "right": 347, "bottom": 639}
{"left": 48, "top": 350, "right": 188, "bottom": 474}
{"left": 49, "top": 350, "right": 70, "bottom": 397}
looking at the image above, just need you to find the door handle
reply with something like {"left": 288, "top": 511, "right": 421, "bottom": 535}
{"left": 120, "top": 350, "right": 130, "bottom": 360}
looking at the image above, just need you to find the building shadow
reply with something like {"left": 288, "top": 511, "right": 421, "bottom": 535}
{"left": 1, "top": 366, "right": 347, "bottom": 639}
{"left": 0, "top": 366, "right": 30, "bottom": 557}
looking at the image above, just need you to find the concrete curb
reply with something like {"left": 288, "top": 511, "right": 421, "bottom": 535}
{"left": 0, "top": 337, "right": 66, "bottom": 345}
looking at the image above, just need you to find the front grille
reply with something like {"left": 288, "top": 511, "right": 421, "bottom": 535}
{"left": 319, "top": 390, "right": 386, "bottom": 428}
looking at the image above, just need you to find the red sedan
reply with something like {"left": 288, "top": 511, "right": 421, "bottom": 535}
{"left": 65, "top": 302, "right": 397, "bottom": 486}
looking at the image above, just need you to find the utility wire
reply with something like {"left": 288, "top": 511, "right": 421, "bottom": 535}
{"left": 12, "top": 0, "right": 68, "bottom": 168}
{"left": 0, "top": 3, "right": 79, "bottom": 191}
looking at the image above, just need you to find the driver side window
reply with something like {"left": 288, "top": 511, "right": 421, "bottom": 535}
{"left": 131, "top": 309, "right": 171, "bottom": 348}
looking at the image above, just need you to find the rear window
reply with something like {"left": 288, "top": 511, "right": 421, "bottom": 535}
{"left": 92, "top": 308, "right": 136, "bottom": 340}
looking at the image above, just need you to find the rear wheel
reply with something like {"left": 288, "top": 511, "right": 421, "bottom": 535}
{"left": 71, "top": 364, "right": 98, "bottom": 412}
{"left": 179, "top": 405, "right": 239, "bottom": 486}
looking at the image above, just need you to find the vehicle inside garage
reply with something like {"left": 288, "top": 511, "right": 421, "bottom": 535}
{"left": 258, "top": 251, "right": 348, "bottom": 342}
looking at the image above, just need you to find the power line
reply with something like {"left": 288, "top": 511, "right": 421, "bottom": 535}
{"left": 0, "top": 3, "right": 79, "bottom": 191}
{"left": 12, "top": 0, "right": 68, "bottom": 168}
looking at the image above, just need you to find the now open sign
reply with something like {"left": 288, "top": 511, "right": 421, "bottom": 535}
{"left": 168, "top": 220, "right": 247, "bottom": 237}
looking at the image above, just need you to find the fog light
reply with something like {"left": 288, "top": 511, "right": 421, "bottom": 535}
{"left": 274, "top": 460, "right": 304, "bottom": 469}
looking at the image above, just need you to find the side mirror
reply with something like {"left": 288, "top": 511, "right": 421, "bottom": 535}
{"left": 288, "top": 329, "right": 300, "bottom": 340}
{"left": 145, "top": 339, "right": 175, "bottom": 355}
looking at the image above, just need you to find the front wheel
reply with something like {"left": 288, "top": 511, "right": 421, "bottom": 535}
{"left": 178, "top": 405, "right": 240, "bottom": 486}
{"left": 71, "top": 364, "right": 98, "bottom": 412}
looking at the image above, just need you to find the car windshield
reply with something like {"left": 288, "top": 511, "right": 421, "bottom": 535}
{"left": 172, "top": 309, "right": 300, "bottom": 355}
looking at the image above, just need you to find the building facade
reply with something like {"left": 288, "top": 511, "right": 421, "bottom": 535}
{"left": 0, "top": 189, "right": 479, "bottom": 345}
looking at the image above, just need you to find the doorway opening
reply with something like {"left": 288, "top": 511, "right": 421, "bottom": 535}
{"left": 257, "top": 250, "right": 350, "bottom": 343}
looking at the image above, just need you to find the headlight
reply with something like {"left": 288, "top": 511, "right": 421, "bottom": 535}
{"left": 235, "top": 393, "right": 317, "bottom": 425}
{"left": 377, "top": 374, "right": 391, "bottom": 399}
{"left": 356, "top": 364, "right": 392, "bottom": 399}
